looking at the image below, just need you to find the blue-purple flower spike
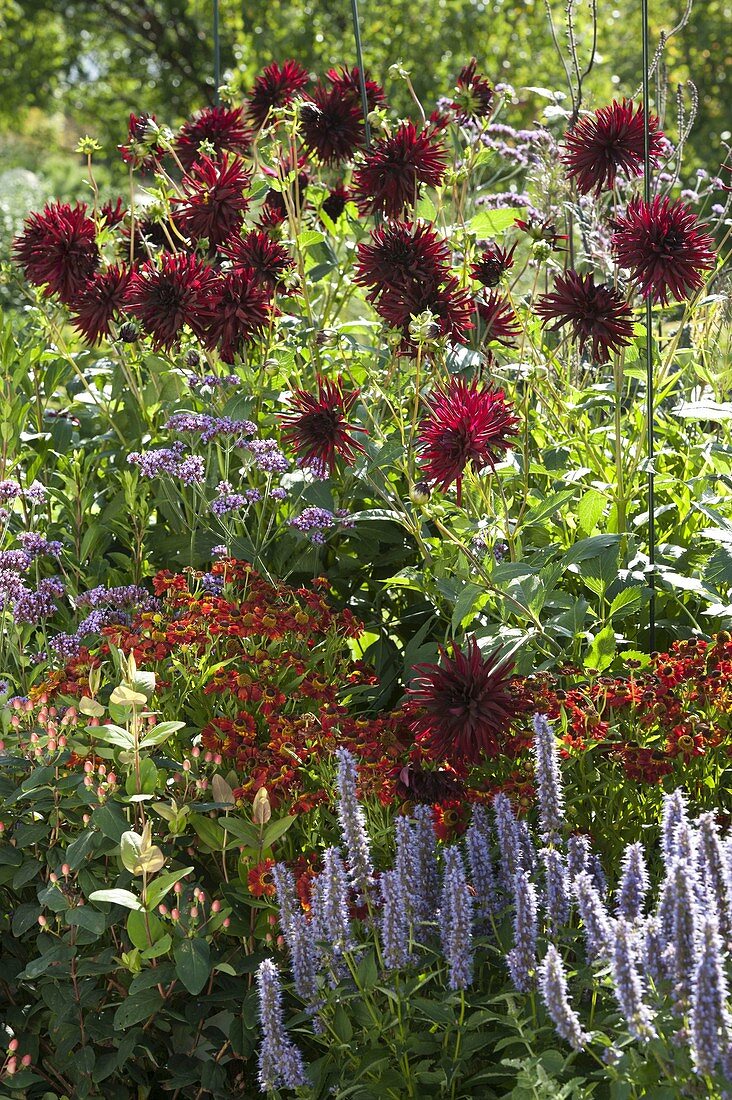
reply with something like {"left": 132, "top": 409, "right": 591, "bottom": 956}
{"left": 411, "top": 804, "right": 440, "bottom": 925}
{"left": 256, "top": 959, "right": 310, "bottom": 1092}
{"left": 661, "top": 788, "right": 689, "bottom": 868}
{"left": 539, "top": 944, "right": 588, "bottom": 1051}
{"left": 334, "top": 747, "right": 374, "bottom": 904}
{"left": 616, "top": 842, "right": 649, "bottom": 923}
{"left": 507, "top": 870, "right": 538, "bottom": 992}
{"left": 532, "top": 713, "right": 565, "bottom": 843}
{"left": 690, "top": 914, "right": 731, "bottom": 1076}
{"left": 573, "top": 871, "right": 614, "bottom": 961}
{"left": 697, "top": 812, "right": 732, "bottom": 939}
{"left": 380, "top": 869, "right": 410, "bottom": 970}
{"left": 540, "top": 847, "right": 570, "bottom": 933}
{"left": 493, "top": 791, "right": 522, "bottom": 888}
{"left": 610, "top": 916, "right": 657, "bottom": 1043}
{"left": 466, "top": 806, "right": 498, "bottom": 926}
{"left": 440, "top": 847, "right": 474, "bottom": 990}
{"left": 315, "top": 847, "right": 354, "bottom": 955}
{"left": 567, "top": 833, "right": 591, "bottom": 880}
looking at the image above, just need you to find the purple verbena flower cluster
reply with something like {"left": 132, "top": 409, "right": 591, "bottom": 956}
{"left": 165, "top": 411, "right": 256, "bottom": 442}
{"left": 128, "top": 442, "right": 205, "bottom": 485}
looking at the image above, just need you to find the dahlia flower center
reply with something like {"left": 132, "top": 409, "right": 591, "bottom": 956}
{"left": 308, "top": 408, "right": 340, "bottom": 438}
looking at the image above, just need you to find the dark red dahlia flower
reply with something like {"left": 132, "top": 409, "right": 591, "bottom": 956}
{"left": 514, "top": 216, "right": 567, "bottom": 251}
{"left": 299, "top": 84, "right": 364, "bottom": 164}
{"left": 119, "top": 113, "right": 165, "bottom": 171}
{"left": 175, "top": 155, "right": 251, "bottom": 249}
{"left": 257, "top": 202, "right": 289, "bottom": 231}
{"left": 321, "top": 184, "right": 352, "bottom": 222}
{"left": 99, "top": 197, "right": 127, "bottom": 229}
{"left": 611, "top": 195, "right": 716, "bottom": 304}
{"left": 281, "top": 376, "right": 366, "bottom": 473}
{"left": 175, "top": 105, "right": 253, "bottom": 170}
{"left": 563, "top": 99, "right": 665, "bottom": 196}
{"left": 125, "top": 253, "right": 217, "bottom": 350}
{"left": 536, "top": 270, "right": 635, "bottom": 362}
{"left": 326, "top": 65, "right": 386, "bottom": 112}
{"left": 355, "top": 220, "right": 450, "bottom": 296}
{"left": 474, "top": 290, "right": 521, "bottom": 346}
{"left": 13, "top": 201, "right": 99, "bottom": 303}
{"left": 221, "top": 230, "right": 293, "bottom": 292}
{"left": 352, "top": 122, "right": 448, "bottom": 220}
{"left": 69, "top": 264, "right": 131, "bottom": 345}
{"left": 417, "top": 375, "right": 518, "bottom": 499}
{"left": 407, "top": 638, "right": 516, "bottom": 763}
{"left": 471, "top": 242, "right": 516, "bottom": 287}
{"left": 203, "top": 270, "right": 273, "bottom": 363}
{"left": 247, "top": 60, "right": 310, "bottom": 129}
{"left": 452, "top": 58, "right": 494, "bottom": 123}
{"left": 395, "top": 763, "right": 466, "bottom": 803}
{"left": 377, "top": 277, "right": 474, "bottom": 345}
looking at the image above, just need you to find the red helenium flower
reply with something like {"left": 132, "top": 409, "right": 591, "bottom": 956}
{"left": 407, "top": 638, "right": 516, "bottom": 763}
{"left": 417, "top": 375, "right": 518, "bottom": 500}
{"left": 563, "top": 99, "right": 665, "bottom": 196}
{"left": 175, "top": 105, "right": 253, "bottom": 170}
{"left": 299, "top": 83, "right": 365, "bottom": 164}
{"left": 352, "top": 122, "right": 448, "bottom": 220}
{"left": 203, "top": 270, "right": 273, "bottom": 363}
{"left": 536, "top": 270, "right": 635, "bottom": 362}
{"left": 175, "top": 155, "right": 251, "bottom": 249}
{"left": 69, "top": 264, "right": 131, "bottom": 345}
{"left": 13, "top": 201, "right": 99, "bottom": 303}
{"left": 281, "top": 376, "right": 367, "bottom": 474}
{"left": 125, "top": 253, "right": 217, "bottom": 350}
{"left": 247, "top": 60, "right": 310, "bottom": 129}
{"left": 611, "top": 195, "right": 716, "bottom": 304}
{"left": 221, "top": 229, "right": 294, "bottom": 292}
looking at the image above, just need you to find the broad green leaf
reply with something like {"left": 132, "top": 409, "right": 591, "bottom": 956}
{"left": 139, "top": 720, "right": 185, "bottom": 748}
{"left": 584, "top": 625, "right": 616, "bottom": 672}
{"left": 577, "top": 489, "right": 605, "bottom": 534}
{"left": 608, "top": 586, "right": 643, "bottom": 618}
{"left": 468, "top": 207, "right": 522, "bottom": 237}
{"left": 89, "top": 888, "right": 144, "bottom": 911}
{"left": 144, "top": 866, "right": 194, "bottom": 911}
{"left": 174, "top": 937, "right": 211, "bottom": 995}
{"left": 261, "top": 815, "right": 296, "bottom": 849}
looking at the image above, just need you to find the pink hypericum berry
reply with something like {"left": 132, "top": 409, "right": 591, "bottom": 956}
{"left": 174, "top": 881, "right": 183, "bottom": 894}
{"left": 158, "top": 904, "right": 168, "bottom": 916}
{"left": 222, "top": 918, "right": 230, "bottom": 928}
{"left": 38, "top": 915, "right": 47, "bottom": 927}
{"left": 171, "top": 908, "right": 180, "bottom": 921}
{"left": 191, "top": 746, "right": 200, "bottom": 758}
{"left": 8, "top": 1039, "right": 19, "bottom": 1053}
{"left": 61, "top": 864, "right": 70, "bottom": 876}
{"left": 182, "top": 759, "right": 191, "bottom": 772}
{"left": 211, "top": 899, "right": 221, "bottom": 913}
{"left": 21, "top": 1055, "right": 32, "bottom": 1068}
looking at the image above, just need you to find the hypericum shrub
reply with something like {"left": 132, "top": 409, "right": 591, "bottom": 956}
{"left": 255, "top": 725, "right": 732, "bottom": 1099}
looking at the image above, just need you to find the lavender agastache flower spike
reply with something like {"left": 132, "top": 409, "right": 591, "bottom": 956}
{"left": 507, "top": 870, "right": 538, "bottom": 992}
{"left": 493, "top": 791, "right": 522, "bottom": 888}
{"left": 641, "top": 916, "right": 667, "bottom": 988}
{"left": 574, "top": 871, "right": 614, "bottom": 961}
{"left": 539, "top": 944, "right": 588, "bottom": 1051}
{"left": 690, "top": 914, "right": 731, "bottom": 1076}
{"left": 540, "top": 848, "right": 570, "bottom": 934}
{"left": 662, "top": 789, "right": 689, "bottom": 868}
{"left": 411, "top": 804, "right": 440, "bottom": 925}
{"left": 567, "top": 834, "right": 591, "bottom": 880}
{"left": 466, "top": 806, "right": 498, "bottom": 926}
{"left": 272, "top": 863, "right": 298, "bottom": 945}
{"left": 316, "top": 848, "right": 354, "bottom": 956}
{"left": 696, "top": 812, "right": 732, "bottom": 939}
{"left": 440, "top": 848, "right": 474, "bottom": 990}
{"left": 517, "top": 820, "right": 538, "bottom": 875}
{"left": 334, "top": 748, "right": 374, "bottom": 905}
{"left": 394, "top": 814, "right": 421, "bottom": 925}
{"left": 272, "top": 863, "right": 320, "bottom": 1007}
{"left": 532, "top": 713, "right": 565, "bottom": 843}
{"left": 610, "top": 917, "right": 657, "bottom": 1042}
{"left": 664, "top": 858, "right": 701, "bottom": 1003}
{"left": 616, "top": 842, "right": 650, "bottom": 923}
{"left": 380, "top": 869, "right": 410, "bottom": 970}
{"left": 256, "top": 959, "right": 310, "bottom": 1092}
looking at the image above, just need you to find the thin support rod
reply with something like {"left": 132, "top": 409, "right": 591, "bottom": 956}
{"left": 641, "top": 0, "right": 656, "bottom": 652}
{"left": 213, "top": 0, "right": 221, "bottom": 104}
{"left": 350, "top": 0, "right": 372, "bottom": 148}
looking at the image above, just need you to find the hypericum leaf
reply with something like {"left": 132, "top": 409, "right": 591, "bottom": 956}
{"left": 144, "top": 866, "right": 194, "bottom": 912}
{"left": 174, "top": 938, "right": 211, "bottom": 995}
{"left": 89, "top": 888, "right": 144, "bottom": 912}
{"left": 139, "top": 720, "right": 185, "bottom": 748}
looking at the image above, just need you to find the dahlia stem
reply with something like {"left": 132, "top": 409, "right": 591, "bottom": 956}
{"left": 641, "top": 0, "right": 656, "bottom": 651}
{"left": 612, "top": 351, "right": 627, "bottom": 534}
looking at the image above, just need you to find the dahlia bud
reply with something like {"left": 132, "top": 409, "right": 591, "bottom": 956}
{"left": 185, "top": 349, "right": 200, "bottom": 368}
{"left": 409, "top": 309, "right": 440, "bottom": 342}
{"left": 118, "top": 321, "right": 139, "bottom": 343}
{"left": 410, "top": 480, "right": 431, "bottom": 506}
{"left": 532, "top": 240, "right": 553, "bottom": 262}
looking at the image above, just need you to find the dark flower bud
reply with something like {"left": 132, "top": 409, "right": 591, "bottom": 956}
{"left": 185, "top": 350, "right": 201, "bottom": 367}
{"left": 410, "top": 480, "right": 431, "bottom": 506}
{"left": 118, "top": 321, "right": 139, "bottom": 343}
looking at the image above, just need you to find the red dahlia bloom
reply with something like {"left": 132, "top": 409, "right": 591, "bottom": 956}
{"left": 247, "top": 60, "right": 310, "bottom": 129}
{"left": 175, "top": 155, "right": 251, "bottom": 249}
{"left": 299, "top": 83, "right": 364, "bottom": 164}
{"left": 125, "top": 253, "right": 217, "bottom": 350}
{"left": 321, "top": 184, "right": 352, "bottom": 222}
{"left": 281, "top": 376, "right": 366, "bottom": 474}
{"left": 352, "top": 122, "right": 448, "bottom": 220}
{"left": 175, "top": 105, "right": 253, "bottom": 170}
{"left": 355, "top": 220, "right": 450, "bottom": 296}
{"left": 563, "top": 99, "right": 665, "bottom": 196}
{"left": 377, "top": 277, "right": 474, "bottom": 345}
{"left": 204, "top": 270, "right": 273, "bottom": 363}
{"left": 99, "top": 197, "right": 127, "bottom": 229}
{"left": 69, "top": 265, "right": 131, "bottom": 345}
{"left": 13, "top": 201, "right": 99, "bottom": 303}
{"left": 407, "top": 638, "right": 516, "bottom": 763}
{"left": 326, "top": 65, "right": 386, "bottom": 112}
{"left": 611, "top": 195, "right": 716, "bottom": 304}
{"left": 536, "top": 270, "right": 635, "bottom": 362}
{"left": 471, "top": 242, "right": 516, "bottom": 287}
{"left": 221, "top": 230, "right": 293, "bottom": 292}
{"left": 417, "top": 375, "right": 518, "bottom": 499}
{"left": 452, "top": 58, "right": 494, "bottom": 123}
{"left": 474, "top": 290, "right": 521, "bottom": 346}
